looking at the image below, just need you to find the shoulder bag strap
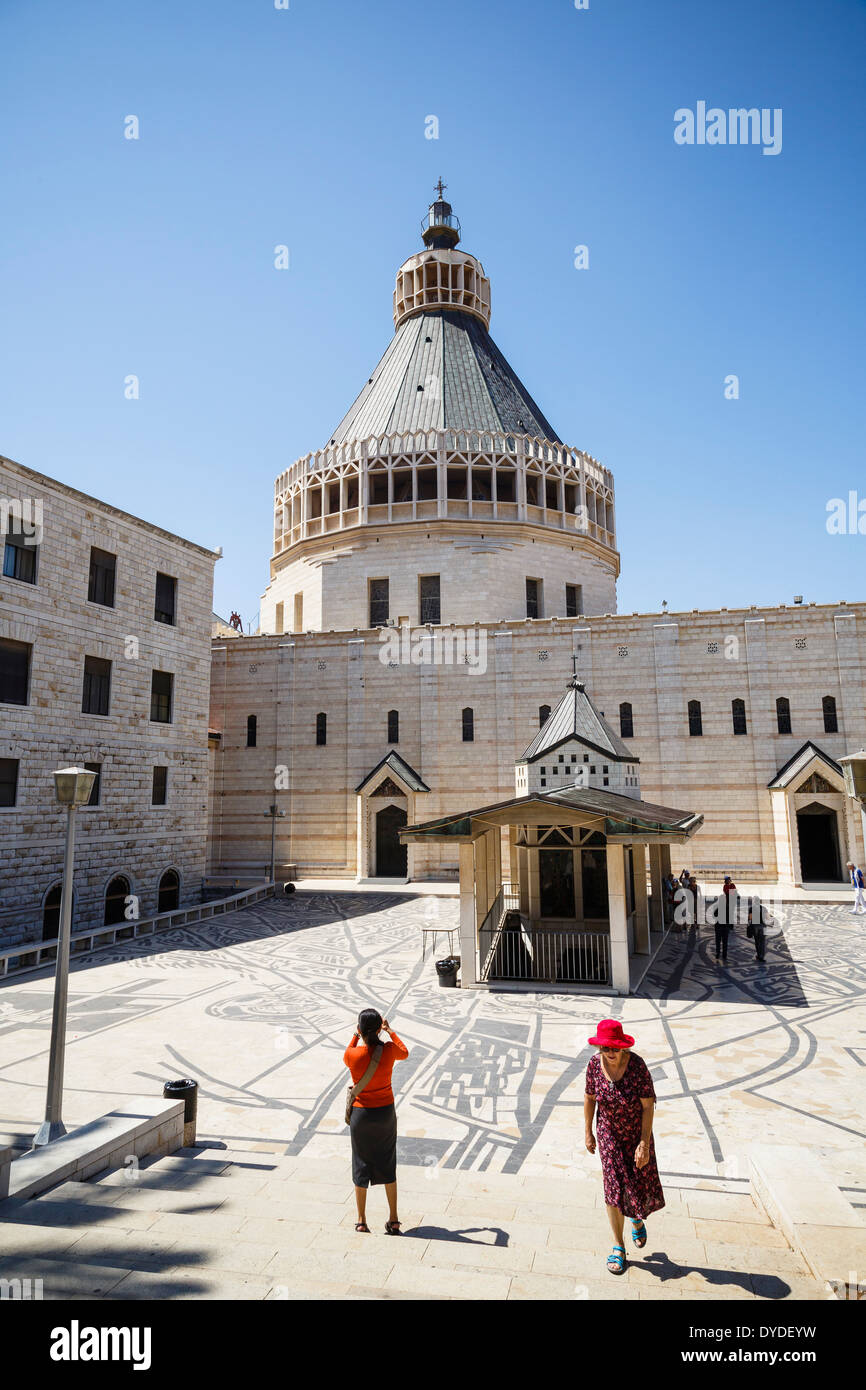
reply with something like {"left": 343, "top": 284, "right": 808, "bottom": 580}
{"left": 349, "top": 1043, "right": 384, "bottom": 1105}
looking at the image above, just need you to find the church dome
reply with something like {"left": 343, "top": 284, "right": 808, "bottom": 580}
{"left": 264, "top": 187, "right": 619, "bottom": 635}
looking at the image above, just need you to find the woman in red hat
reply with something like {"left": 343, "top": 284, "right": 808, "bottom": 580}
{"left": 584, "top": 1018, "right": 665, "bottom": 1275}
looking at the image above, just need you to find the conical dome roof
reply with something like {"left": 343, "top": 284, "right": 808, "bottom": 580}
{"left": 325, "top": 190, "right": 563, "bottom": 447}
{"left": 327, "top": 308, "right": 562, "bottom": 446}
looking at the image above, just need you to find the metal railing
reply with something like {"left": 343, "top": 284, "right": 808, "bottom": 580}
{"left": 0, "top": 883, "right": 275, "bottom": 980}
{"left": 480, "top": 915, "right": 611, "bottom": 986}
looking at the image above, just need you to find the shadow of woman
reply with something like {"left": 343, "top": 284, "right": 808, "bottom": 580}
{"left": 401, "top": 1224, "right": 509, "bottom": 1247}
{"left": 639, "top": 1250, "right": 794, "bottom": 1299}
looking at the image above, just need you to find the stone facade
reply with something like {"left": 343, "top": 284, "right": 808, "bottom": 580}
{"left": 0, "top": 455, "right": 218, "bottom": 946}
{"left": 207, "top": 601, "right": 866, "bottom": 887}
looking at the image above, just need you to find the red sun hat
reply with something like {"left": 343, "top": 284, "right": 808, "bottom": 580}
{"left": 588, "top": 1018, "right": 635, "bottom": 1049}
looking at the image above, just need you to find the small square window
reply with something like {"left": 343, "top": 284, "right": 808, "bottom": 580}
{"left": 590, "top": 766, "right": 596, "bottom": 775}
{"left": 583, "top": 754, "right": 589, "bottom": 763}
{"left": 540, "top": 778, "right": 546, "bottom": 787}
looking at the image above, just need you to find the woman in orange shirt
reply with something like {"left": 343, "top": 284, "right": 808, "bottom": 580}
{"left": 344, "top": 1008, "right": 409, "bottom": 1233}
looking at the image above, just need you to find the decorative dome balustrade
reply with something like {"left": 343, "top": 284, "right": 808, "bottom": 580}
{"left": 272, "top": 428, "right": 615, "bottom": 556}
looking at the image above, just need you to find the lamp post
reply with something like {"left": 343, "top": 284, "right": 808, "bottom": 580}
{"left": 32, "top": 765, "right": 96, "bottom": 1148}
{"left": 263, "top": 804, "right": 286, "bottom": 884}
{"left": 839, "top": 749, "right": 866, "bottom": 870}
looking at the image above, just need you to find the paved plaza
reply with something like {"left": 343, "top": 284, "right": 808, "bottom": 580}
{"left": 0, "top": 891, "right": 864, "bottom": 1299}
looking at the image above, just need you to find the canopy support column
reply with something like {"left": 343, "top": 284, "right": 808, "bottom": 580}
{"left": 606, "top": 843, "right": 630, "bottom": 993}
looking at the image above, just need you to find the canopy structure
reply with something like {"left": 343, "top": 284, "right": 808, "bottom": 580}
{"left": 401, "top": 784, "right": 702, "bottom": 996}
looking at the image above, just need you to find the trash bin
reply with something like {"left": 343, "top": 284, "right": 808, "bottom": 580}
{"left": 436, "top": 957, "right": 459, "bottom": 988}
{"left": 283, "top": 881, "right": 296, "bottom": 895}
{"left": 163, "top": 1078, "right": 198, "bottom": 1147}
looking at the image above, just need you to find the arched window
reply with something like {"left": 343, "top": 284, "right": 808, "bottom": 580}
{"left": 246, "top": 714, "right": 257, "bottom": 747}
{"left": 316, "top": 712, "right": 327, "bottom": 746}
{"left": 104, "top": 875, "right": 130, "bottom": 926}
{"left": 387, "top": 710, "right": 399, "bottom": 743}
{"left": 619, "top": 702, "right": 634, "bottom": 739}
{"left": 42, "top": 883, "right": 63, "bottom": 941}
{"left": 776, "top": 697, "right": 791, "bottom": 735}
{"left": 462, "top": 707, "right": 474, "bottom": 742}
{"left": 539, "top": 704, "right": 551, "bottom": 728}
{"left": 158, "top": 869, "right": 179, "bottom": 913}
{"left": 688, "top": 700, "right": 703, "bottom": 737}
{"left": 732, "top": 699, "right": 748, "bottom": 735}
{"left": 822, "top": 695, "right": 838, "bottom": 734}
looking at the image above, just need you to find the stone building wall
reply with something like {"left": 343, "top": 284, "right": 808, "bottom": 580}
{"left": 207, "top": 601, "right": 866, "bottom": 885}
{"left": 0, "top": 455, "right": 218, "bottom": 946}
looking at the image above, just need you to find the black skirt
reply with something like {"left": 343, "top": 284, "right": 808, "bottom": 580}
{"left": 350, "top": 1103, "right": 397, "bottom": 1187}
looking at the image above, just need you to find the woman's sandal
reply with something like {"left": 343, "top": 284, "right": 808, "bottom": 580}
{"left": 384, "top": 1220, "right": 402, "bottom": 1235}
{"left": 354, "top": 1221, "right": 370, "bottom": 1233}
{"left": 607, "top": 1244, "right": 627, "bottom": 1275}
{"left": 630, "top": 1218, "right": 647, "bottom": 1248}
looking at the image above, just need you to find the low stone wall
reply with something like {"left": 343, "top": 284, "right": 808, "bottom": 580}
{"left": 0, "top": 883, "right": 275, "bottom": 979}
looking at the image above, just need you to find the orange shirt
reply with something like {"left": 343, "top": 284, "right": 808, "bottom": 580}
{"left": 343, "top": 1032, "right": 409, "bottom": 1108}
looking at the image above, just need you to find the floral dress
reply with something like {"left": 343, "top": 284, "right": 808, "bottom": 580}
{"left": 585, "top": 1052, "right": 665, "bottom": 1219}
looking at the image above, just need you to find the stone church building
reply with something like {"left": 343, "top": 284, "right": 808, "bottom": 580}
{"left": 207, "top": 192, "right": 866, "bottom": 892}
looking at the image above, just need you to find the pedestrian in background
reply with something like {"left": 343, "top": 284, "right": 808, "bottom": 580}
{"left": 344, "top": 1009, "right": 408, "bottom": 1234}
{"left": 846, "top": 861, "right": 866, "bottom": 915}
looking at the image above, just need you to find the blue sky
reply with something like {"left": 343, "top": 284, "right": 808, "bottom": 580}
{"left": 1, "top": 0, "right": 864, "bottom": 624}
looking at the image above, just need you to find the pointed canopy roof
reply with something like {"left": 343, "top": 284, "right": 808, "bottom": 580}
{"left": 520, "top": 677, "right": 636, "bottom": 765}
{"left": 326, "top": 308, "right": 561, "bottom": 447}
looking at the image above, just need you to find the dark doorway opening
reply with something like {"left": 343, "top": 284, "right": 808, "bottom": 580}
{"left": 375, "top": 804, "right": 408, "bottom": 877}
{"left": 539, "top": 849, "right": 575, "bottom": 918}
{"left": 796, "top": 802, "right": 842, "bottom": 882}
{"left": 42, "top": 884, "right": 63, "bottom": 940}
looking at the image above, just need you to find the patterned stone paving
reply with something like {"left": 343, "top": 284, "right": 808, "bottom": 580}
{"left": 1, "top": 891, "right": 864, "bottom": 1197}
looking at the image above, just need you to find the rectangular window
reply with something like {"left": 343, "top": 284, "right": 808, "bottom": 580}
{"left": 526, "top": 578, "right": 542, "bottom": 619}
{"left": 293, "top": 593, "right": 304, "bottom": 632}
{"left": 370, "top": 473, "right": 389, "bottom": 505}
{"left": 419, "top": 574, "right": 441, "bottom": 624}
{"left": 565, "top": 584, "right": 582, "bottom": 618}
{"left": 545, "top": 479, "right": 560, "bottom": 511}
{"left": 0, "top": 757, "right": 19, "bottom": 807}
{"left": 0, "top": 638, "right": 31, "bottom": 705}
{"left": 88, "top": 547, "right": 116, "bottom": 607}
{"left": 495, "top": 469, "right": 515, "bottom": 503}
{"left": 154, "top": 572, "right": 177, "bottom": 625}
{"left": 150, "top": 670, "right": 173, "bottom": 723}
{"left": 274, "top": 601, "right": 284, "bottom": 634}
{"left": 152, "top": 765, "right": 167, "bottom": 805}
{"left": 417, "top": 468, "right": 437, "bottom": 501}
{"left": 84, "top": 761, "right": 102, "bottom": 806}
{"left": 3, "top": 538, "right": 37, "bottom": 584}
{"left": 369, "top": 577, "right": 389, "bottom": 627}
{"left": 82, "top": 656, "right": 111, "bottom": 716}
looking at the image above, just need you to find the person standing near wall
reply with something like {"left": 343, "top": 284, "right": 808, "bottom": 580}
{"left": 846, "top": 861, "right": 866, "bottom": 915}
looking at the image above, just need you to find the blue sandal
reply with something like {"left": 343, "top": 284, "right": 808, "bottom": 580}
{"left": 607, "top": 1244, "right": 626, "bottom": 1275}
{"left": 631, "top": 1218, "right": 647, "bottom": 1248}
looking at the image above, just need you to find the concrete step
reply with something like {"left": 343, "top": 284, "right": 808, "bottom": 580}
{"left": 0, "top": 1147, "right": 829, "bottom": 1300}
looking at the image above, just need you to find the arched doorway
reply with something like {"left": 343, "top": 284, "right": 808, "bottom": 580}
{"left": 158, "top": 869, "right": 180, "bottom": 913}
{"left": 796, "top": 802, "right": 842, "bottom": 882}
{"left": 104, "top": 875, "right": 130, "bottom": 925}
{"left": 42, "top": 884, "right": 63, "bottom": 941}
{"left": 375, "top": 804, "right": 408, "bottom": 877}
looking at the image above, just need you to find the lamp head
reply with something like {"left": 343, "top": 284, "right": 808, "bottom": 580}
{"left": 53, "top": 765, "right": 96, "bottom": 807}
{"left": 839, "top": 751, "right": 866, "bottom": 802}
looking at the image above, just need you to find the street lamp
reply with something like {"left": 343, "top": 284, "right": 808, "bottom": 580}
{"left": 263, "top": 804, "right": 286, "bottom": 884}
{"left": 32, "top": 765, "right": 96, "bottom": 1148}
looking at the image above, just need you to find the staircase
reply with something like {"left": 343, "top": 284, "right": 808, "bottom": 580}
{"left": 0, "top": 1145, "right": 826, "bottom": 1301}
